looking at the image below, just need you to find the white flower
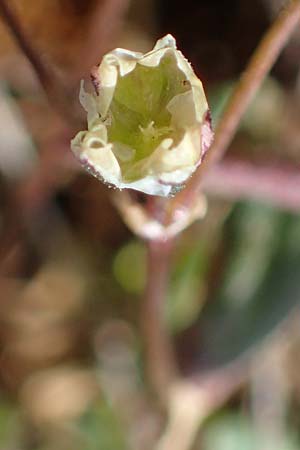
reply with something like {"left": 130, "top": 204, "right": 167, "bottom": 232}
{"left": 71, "top": 34, "right": 213, "bottom": 196}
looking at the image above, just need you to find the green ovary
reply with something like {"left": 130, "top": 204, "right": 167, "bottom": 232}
{"left": 107, "top": 53, "right": 190, "bottom": 180}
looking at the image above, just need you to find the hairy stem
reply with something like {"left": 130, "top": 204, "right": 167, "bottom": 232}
{"left": 167, "top": 0, "right": 300, "bottom": 221}
{"left": 141, "top": 238, "right": 178, "bottom": 402}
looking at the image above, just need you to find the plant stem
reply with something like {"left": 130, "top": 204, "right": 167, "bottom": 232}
{"left": 167, "top": 0, "right": 300, "bottom": 222}
{"left": 141, "top": 238, "right": 178, "bottom": 402}
{"left": 0, "top": 0, "right": 82, "bottom": 126}
{"left": 204, "top": 158, "right": 300, "bottom": 212}
{"left": 0, "top": 0, "right": 50, "bottom": 89}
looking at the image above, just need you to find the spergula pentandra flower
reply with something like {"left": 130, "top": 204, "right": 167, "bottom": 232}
{"left": 71, "top": 35, "right": 213, "bottom": 196}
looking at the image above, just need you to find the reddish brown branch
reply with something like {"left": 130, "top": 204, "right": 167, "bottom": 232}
{"left": 141, "top": 0, "right": 300, "bottom": 404}
{"left": 0, "top": 0, "right": 82, "bottom": 127}
{"left": 141, "top": 238, "right": 178, "bottom": 402}
{"left": 0, "top": 0, "right": 51, "bottom": 88}
{"left": 167, "top": 0, "right": 300, "bottom": 222}
{"left": 0, "top": 0, "right": 130, "bottom": 126}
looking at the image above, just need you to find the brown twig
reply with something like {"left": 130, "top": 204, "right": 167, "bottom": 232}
{"left": 141, "top": 238, "right": 178, "bottom": 402}
{"left": 0, "top": 0, "right": 51, "bottom": 89}
{"left": 0, "top": 0, "right": 82, "bottom": 127}
{"left": 0, "top": 0, "right": 130, "bottom": 126}
{"left": 167, "top": 0, "right": 300, "bottom": 222}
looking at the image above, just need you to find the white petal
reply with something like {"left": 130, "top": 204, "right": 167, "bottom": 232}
{"left": 80, "top": 145, "right": 121, "bottom": 186}
{"left": 167, "top": 91, "right": 197, "bottom": 128}
{"left": 153, "top": 34, "right": 177, "bottom": 51}
{"left": 79, "top": 81, "right": 99, "bottom": 125}
{"left": 120, "top": 176, "right": 172, "bottom": 196}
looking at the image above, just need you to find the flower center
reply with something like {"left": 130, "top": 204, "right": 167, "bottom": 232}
{"left": 106, "top": 53, "right": 191, "bottom": 171}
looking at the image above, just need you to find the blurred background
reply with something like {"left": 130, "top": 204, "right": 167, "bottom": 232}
{"left": 0, "top": 0, "right": 300, "bottom": 449}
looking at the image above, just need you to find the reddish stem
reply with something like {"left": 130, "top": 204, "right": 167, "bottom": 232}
{"left": 141, "top": 238, "right": 178, "bottom": 401}
{"left": 0, "top": 0, "right": 82, "bottom": 127}
{"left": 167, "top": 0, "right": 300, "bottom": 222}
{"left": 204, "top": 159, "right": 300, "bottom": 212}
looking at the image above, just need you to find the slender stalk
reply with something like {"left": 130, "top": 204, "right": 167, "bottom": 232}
{"left": 167, "top": 0, "right": 300, "bottom": 222}
{"left": 141, "top": 238, "right": 178, "bottom": 402}
{"left": 0, "top": 0, "right": 82, "bottom": 126}
{"left": 0, "top": 0, "right": 51, "bottom": 89}
{"left": 204, "top": 158, "right": 300, "bottom": 212}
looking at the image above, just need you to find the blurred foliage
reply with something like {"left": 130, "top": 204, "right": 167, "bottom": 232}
{"left": 202, "top": 411, "right": 299, "bottom": 450}
{"left": 241, "top": 77, "right": 286, "bottom": 142}
{"left": 0, "top": 402, "right": 21, "bottom": 446}
{"left": 202, "top": 413, "right": 259, "bottom": 450}
{"left": 198, "top": 203, "right": 300, "bottom": 368}
{"left": 79, "top": 401, "right": 128, "bottom": 450}
{"left": 208, "top": 81, "right": 235, "bottom": 125}
{"left": 0, "top": 0, "right": 300, "bottom": 449}
{"left": 113, "top": 240, "right": 146, "bottom": 295}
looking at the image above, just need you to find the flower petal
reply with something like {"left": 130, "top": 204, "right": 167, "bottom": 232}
{"left": 71, "top": 34, "right": 213, "bottom": 196}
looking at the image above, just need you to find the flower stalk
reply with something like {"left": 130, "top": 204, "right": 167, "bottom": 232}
{"left": 166, "top": 0, "right": 300, "bottom": 224}
{"left": 141, "top": 237, "right": 178, "bottom": 401}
